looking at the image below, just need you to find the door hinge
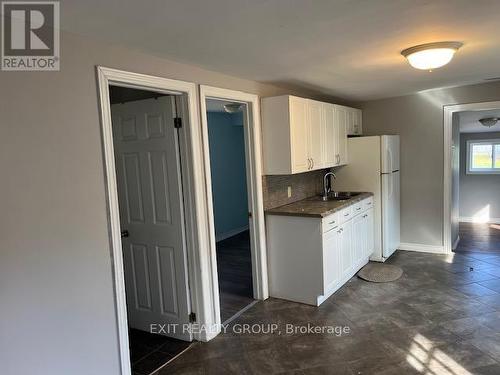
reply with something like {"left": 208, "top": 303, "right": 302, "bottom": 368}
{"left": 174, "top": 117, "right": 182, "bottom": 129}
{"left": 189, "top": 312, "right": 196, "bottom": 323}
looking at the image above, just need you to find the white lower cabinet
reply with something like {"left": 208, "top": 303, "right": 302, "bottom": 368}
{"left": 267, "top": 197, "right": 374, "bottom": 306}
{"left": 322, "top": 224, "right": 341, "bottom": 294}
{"left": 351, "top": 213, "right": 365, "bottom": 272}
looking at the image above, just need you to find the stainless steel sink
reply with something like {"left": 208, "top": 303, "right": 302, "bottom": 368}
{"left": 311, "top": 191, "right": 362, "bottom": 201}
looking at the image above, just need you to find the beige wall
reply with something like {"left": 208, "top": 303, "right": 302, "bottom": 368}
{"left": 0, "top": 31, "right": 343, "bottom": 375}
{"left": 361, "top": 81, "right": 500, "bottom": 247}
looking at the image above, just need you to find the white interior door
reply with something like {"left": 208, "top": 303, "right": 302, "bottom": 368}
{"left": 111, "top": 96, "right": 192, "bottom": 341}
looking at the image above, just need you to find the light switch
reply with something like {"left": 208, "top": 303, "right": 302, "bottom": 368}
{"left": 287, "top": 186, "right": 292, "bottom": 198}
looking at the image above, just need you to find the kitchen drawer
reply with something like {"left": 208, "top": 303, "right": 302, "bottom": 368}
{"left": 351, "top": 202, "right": 364, "bottom": 216}
{"left": 363, "top": 197, "right": 374, "bottom": 210}
{"left": 338, "top": 207, "right": 352, "bottom": 224}
{"left": 322, "top": 213, "right": 339, "bottom": 233}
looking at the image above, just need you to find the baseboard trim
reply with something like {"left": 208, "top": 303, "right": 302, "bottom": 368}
{"left": 215, "top": 225, "right": 249, "bottom": 242}
{"left": 459, "top": 217, "right": 500, "bottom": 225}
{"left": 399, "top": 242, "right": 446, "bottom": 254}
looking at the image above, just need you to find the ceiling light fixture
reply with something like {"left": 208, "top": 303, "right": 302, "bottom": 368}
{"left": 401, "top": 41, "right": 463, "bottom": 71}
{"left": 223, "top": 103, "right": 243, "bottom": 113}
{"left": 479, "top": 117, "right": 499, "bottom": 128}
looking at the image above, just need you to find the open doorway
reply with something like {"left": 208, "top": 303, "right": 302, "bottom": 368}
{"left": 205, "top": 99, "right": 255, "bottom": 322}
{"left": 199, "top": 86, "right": 269, "bottom": 325}
{"left": 108, "top": 86, "right": 193, "bottom": 374}
{"left": 450, "top": 108, "right": 500, "bottom": 254}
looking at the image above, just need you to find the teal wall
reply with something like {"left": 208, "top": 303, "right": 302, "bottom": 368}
{"left": 207, "top": 111, "right": 249, "bottom": 240}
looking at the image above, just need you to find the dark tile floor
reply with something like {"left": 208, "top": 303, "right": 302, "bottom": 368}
{"left": 456, "top": 222, "right": 500, "bottom": 254}
{"left": 129, "top": 329, "right": 191, "bottom": 375}
{"left": 216, "top": 230, "right": 255, "bottom": 322}
{"left": 157, "top": 250, "right": 500, "bottom": 375}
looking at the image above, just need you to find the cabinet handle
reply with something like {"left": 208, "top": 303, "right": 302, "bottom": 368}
{"left": 329, "top": 220, "right": 336, "bottom": 224}
{"left": 311, "top": 158, "right": 314, "bottom": 169}
{"left": 344, "top": 213, "right": 349, "bottom": 217}
{"left": 356, "top": 207, "right": 361, "bottom": 211}
{"left": 307, "top": 158, "right": 311, "bottom": 170}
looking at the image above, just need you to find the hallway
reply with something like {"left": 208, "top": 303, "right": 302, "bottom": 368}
{"left": 456, "top": 222, "right": 500, "bottom": 254}
{"left": 216, "top": 230, "right": 254, "bottom": 323}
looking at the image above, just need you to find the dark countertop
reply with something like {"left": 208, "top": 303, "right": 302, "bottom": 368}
{"left": 265, "top": 192, "right": 373, "bottom": 218}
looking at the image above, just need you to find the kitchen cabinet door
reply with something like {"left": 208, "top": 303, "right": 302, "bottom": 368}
{"left": 289, "top": 96, "right": 310, "bottom": 173}
{"left": 338, "top": 109, "right": 349, "bottom": 165}
{"left": 323, "top": 226, "right": 341, "bottom": 293}
{"left": 335, "top": 106, "right": 349, "bottom": 166}
{"left": 322, "top": 103, "right": 336, "bottom": 167}
{"left": 347, "top": 108, "right": 363, "bottom": 135}
{"left": 353, "top": 109, "right": 363, "bottom": 135}
{"left": 352, "top": 213, "right": 365, "bottom": 264}
{"left": 307, "top": 100, "right": 324, "bottom": 170}
{"left": 365, "top": 208, "right": 374, "bottom": 257}
{"left": 340, "top": 220, "right": 353, "bottom": 278}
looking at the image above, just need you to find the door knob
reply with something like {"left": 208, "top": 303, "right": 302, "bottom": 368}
{"left": 121, "top": 230, "right": 129, "bottom": 238}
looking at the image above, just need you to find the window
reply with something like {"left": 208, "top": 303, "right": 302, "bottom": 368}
{"left": 466, "top": 139, "right": 500, "bottom": 174}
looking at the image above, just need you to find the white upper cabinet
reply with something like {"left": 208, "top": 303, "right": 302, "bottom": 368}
{"left": 262, "top": 95, "right": 359, "bottom": 175}
{"left": 346, "top": 106, "right": 363, "bottom": 136}
{"left": 322, "top": 103, "right": 337, "bottom": 167}
{"left": 289, "top": 96, "right": 309, "bottom": 173}
{"left": 335, "top": 105, "right": 349, "bottom": 166}
{"left": 308, "top": 100, "right": 324, "bottom": 170}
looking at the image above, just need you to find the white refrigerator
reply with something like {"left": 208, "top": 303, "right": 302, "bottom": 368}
{"left": 334, "top": 135, "right": 400, "bottom": 262}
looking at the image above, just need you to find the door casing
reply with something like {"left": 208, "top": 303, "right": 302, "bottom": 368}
{"left": 443, "top": 100, "right": 500, "bottom": 254}
{"left": 97, "top": 67, "right": 225, "bottom": 375}
{"left": 199, "top": 86, "right": 269, "bottom": 326}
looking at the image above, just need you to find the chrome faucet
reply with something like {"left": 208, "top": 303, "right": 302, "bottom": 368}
{"left": 322, "top": 171, "right": 337, "bottom": 201}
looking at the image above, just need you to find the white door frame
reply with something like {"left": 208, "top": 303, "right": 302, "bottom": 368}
{"left": 199, "top": 86, "right": 269, "bottom": 317}
{"left": 443, "top": 100, "right": 500, "bottom": 254}
{"left": 96, "top": 67, "right": 222, "bottom": 375}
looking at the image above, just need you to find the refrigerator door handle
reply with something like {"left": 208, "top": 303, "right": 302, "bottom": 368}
{"left": 387, "top": 148, "right": 393, "bottom": 175}
{"left": 389, "top": 172, "right": 393, "bottom": 198}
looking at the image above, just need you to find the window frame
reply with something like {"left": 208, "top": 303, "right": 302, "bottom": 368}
{"left": 466, "top": 138, "right": 500, "bottom": 175}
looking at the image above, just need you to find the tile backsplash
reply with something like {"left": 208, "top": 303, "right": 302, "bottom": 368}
{"left": 262, "top": 169, "right": 330, "bottom": 210}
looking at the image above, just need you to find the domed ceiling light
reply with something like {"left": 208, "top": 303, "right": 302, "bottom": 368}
{"left": 479, "top": 117, "right": 499, "bottom": 128}
{"left": 223, "top": 103, "right": 243, "bottom": 113}
{"left": 401, "top": 42, "right": 463, "bottom": 71}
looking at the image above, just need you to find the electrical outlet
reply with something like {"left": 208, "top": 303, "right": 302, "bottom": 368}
{"left": 287, "top": 186, "right": 292, "bottom": 198}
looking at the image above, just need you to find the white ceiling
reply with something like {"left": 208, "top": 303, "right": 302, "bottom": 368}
{"left": 60, "top": 0, "right": 500, "bottom": 101}
{"left": 459, "top": 109, "right": 500, "bottom": 133}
